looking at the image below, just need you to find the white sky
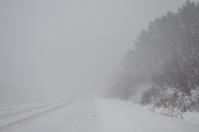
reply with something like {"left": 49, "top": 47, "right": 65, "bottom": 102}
{"left": 0, "top": 0, "right": 197, "bottom": 106}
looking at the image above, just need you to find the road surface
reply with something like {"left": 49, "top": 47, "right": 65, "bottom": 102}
{"left": 0, "top": 98, "right": 199, "bottom": 132}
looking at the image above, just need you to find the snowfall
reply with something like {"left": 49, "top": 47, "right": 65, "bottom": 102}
{"left": 0, "top": 97, "right": 198, "bottom": 132}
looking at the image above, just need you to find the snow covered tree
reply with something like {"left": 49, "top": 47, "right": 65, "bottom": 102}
{"left": 114, "top": 0, "right": 199, "bottom": 100}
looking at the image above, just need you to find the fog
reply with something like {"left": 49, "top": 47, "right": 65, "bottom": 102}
{"left": 0, "top": 0, "right": 196, "bottom": 106}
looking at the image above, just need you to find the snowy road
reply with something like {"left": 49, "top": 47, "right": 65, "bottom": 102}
{"left": 0, "top": 98, "right": 199, "bottom": 132}
{"left": 0, "top": 99, "right": 100, "bottom": 132}
{"left": 0, "top": 101, "right": 70, "bottom": 130}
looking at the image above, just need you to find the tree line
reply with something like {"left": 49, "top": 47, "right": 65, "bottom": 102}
{"left": 110, "top": 1, "right": 199, "bottom": 112}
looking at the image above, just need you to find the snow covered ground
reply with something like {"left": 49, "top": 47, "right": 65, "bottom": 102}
{"left": 0, "top": 97, "right": 198, "bottom": 132}
{"left": 97, "top": 98, "right": 199, "bottom": 132}
{"left": 0, "top": 101, "right": 70, "bottom": 129}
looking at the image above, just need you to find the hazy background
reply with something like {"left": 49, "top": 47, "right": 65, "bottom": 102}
{"left": 0, "top": 0, "right": 197, "bottom": 106}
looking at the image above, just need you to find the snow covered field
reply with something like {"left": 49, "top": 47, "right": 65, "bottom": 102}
{"left": 0, "top": 97, "right": 198, "bottom": 132}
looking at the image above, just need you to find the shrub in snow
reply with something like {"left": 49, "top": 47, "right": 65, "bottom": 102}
{"left": 140, "top": 85, "right": 162, "bottom": 105}
{"left": 139, "top": 86, "right": 196, "bottom": 118}
{"left": 190, "top": 88, "right": 199, "bottom": 111}
{"left": 140, "top": 86, "right": 178, "bottom": 108}
{"left": 191, "top": 88, "right": 199, "bottom": 103}
{"left": 160, "top": 109, "right": 183, "bottom": 119}
{"left": 176, "top": 92, "right": 193, "bottom": 112}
